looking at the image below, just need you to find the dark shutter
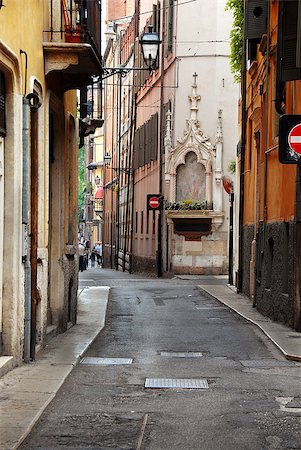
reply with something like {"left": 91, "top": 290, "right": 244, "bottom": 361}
{"left": 133, "top": 128, "right": 139, "bottom": 169}
{"left": 245, "top": 0, "right": 267, "bottom": 40}
{"left": 278, "top": 0, "right": 301, "bottom": 81}
{"left": 166, "top": 0, "right": 174, "bottom": 55}
{"left": 151, "top": 113, "right": 158, "bottom": 161}
{"left": 148, "top": 116, "right": 154, "bottom": 163}
{"left": 0, "top": 71, "right": 6, "bottom": 137}
{"left": 145, "top": 119, "right": 150, "bottom": 164}
{"left": 297, "top": 0, "right": 301, "bottom": 66}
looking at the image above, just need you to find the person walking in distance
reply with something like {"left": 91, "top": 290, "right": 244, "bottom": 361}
{"left": 78, "top": 241, "right": 86, "bottom": 272}
{"left": 95, "top": 242, "right": 102, "bottom": 267}
{"left": 90, "top": 246, "right": 96, "bottom": 268}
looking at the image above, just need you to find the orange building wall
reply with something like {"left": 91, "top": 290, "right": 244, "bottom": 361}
{"left": 243, "top": 0, "right": 297, "bottom": 227}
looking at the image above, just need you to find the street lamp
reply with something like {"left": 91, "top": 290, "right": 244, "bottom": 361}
{"left": 95, "top": 175, "right": 101, "bottom": 185}
{"left": 140, "top": 26, "right": 161, "bottom": 71}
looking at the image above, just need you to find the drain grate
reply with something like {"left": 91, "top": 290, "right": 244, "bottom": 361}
{"left": 145, "top": 378, "right": 209, "bottom": 389}
{"left": 160, "top": 351, "right": 203, "bottom": 358}
{"left": 80, "top": 357, "right": 133, "bottom": 365}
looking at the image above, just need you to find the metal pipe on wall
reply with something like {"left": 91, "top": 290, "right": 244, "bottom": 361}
{"left": 237, "top": 1, "right": 247, "bottom": 293}
{"left": 22, "top": 97, "right": 31, "bottom": 363}
{"left": 157, "top": 0, "right": 166, "bottom": 278}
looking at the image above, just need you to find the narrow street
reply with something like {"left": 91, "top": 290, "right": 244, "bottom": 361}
{"left": 20, "top": 269, "right": 301, "bottom": 450}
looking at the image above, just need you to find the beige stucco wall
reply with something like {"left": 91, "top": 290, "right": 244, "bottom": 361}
{"left": 0, "top": 0, "right": 79, "bottom": 360}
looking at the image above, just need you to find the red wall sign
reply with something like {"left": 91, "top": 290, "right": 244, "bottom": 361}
{"left": 288, "top": 123, "right": 301, "bottom": 154}
{"left": 147, "top": 194, "right": 164, "bottom": 211}
{"left": 279, "top": 114, "right": 301, "bottom": 164}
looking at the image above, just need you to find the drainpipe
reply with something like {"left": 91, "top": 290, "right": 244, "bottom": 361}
{"left": 22, "top": 97, "right": 31, "bottom": 363}
{"left": 254, "top": 1, "right": 271, "bottom": 308}
{"left": 237, "top": 3, "right": 247, "bottom": 293}
{"left": 157, "top": 0, "right": 166, "bottom": 277}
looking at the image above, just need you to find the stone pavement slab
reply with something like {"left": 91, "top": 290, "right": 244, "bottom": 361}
{"left": 198, "top": 283, "right": 301, "bottom": 362}
{"left": 0, "top": 286, "right": 109, "bottom": 450}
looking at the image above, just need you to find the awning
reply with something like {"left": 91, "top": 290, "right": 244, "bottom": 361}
{"left": 95, "top": 186, "right": 103, "bottom": 199}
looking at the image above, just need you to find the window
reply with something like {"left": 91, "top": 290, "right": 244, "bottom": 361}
{"left": 133, "top": 113, "right": 159, "bottom": 168}
{"left": 173, "top": 218, "right": 212, "bottom": 241}
{"left": 0, "top": 71, "right": 6, "bottom": 137}
{"left": 277, "top": 0, "right": 301, "bottom": 82}
{"left": 146, "top": 210, "right": 150, "bottom": 234}
{"left": 166, "top": 0, "right": 174, "bottom": 55}
{"left": 141, "top": 211, "right": 144, "bottom": 234}
{"left": 245, "top": 0, "right": 267, "bottom": 64}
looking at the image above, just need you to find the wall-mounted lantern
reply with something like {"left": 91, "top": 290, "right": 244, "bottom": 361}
{"left": 140, "top": 26, "right": 161, "bottom": 71}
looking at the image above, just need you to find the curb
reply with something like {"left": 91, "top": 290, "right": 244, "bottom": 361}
{"left": 197, "top": 285, "right": 301, "bottom": 363}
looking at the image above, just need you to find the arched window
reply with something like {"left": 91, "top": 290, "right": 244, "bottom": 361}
{"left": 0, "top": 71, "right": 5, "bottom": 137}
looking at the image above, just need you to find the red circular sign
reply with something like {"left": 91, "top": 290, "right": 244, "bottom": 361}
{"left": 288, "top": 123, "right": 301, "bottom": 154}
{"left": 149, "top": 196, "right": 160, "bottom": 209}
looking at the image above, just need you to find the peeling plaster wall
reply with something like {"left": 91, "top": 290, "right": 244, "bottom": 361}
{"left": 172, "top": 231, "right": 228, "bottom": 275}
{"left": 176, "top": 152, "right": 206, "bottom": 201}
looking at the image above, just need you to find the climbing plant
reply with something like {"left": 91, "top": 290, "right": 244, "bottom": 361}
{"left": 225, "top": 0, "right": 244, "bottom": 82}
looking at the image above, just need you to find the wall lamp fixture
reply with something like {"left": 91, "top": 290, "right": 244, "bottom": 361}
{"left": 100, "top": 26, "right": 161, "bottom": 81}
{"left": 104, "top": 152, "right": 133, "bottom": 175}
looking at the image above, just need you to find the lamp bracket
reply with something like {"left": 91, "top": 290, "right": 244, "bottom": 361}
{"left": 100, "top": 67, "right": 152, "bottom": 81}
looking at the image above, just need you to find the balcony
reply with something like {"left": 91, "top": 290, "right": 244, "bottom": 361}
{"left": 43, "top": 0, "right": 102, "bottom": 91}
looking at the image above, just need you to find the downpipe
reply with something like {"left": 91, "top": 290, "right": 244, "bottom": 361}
{"left": 22, "top": 97, "right": 31, "bottom": 363}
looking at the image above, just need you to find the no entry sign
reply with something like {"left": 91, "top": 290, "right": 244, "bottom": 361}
{"left": 279, "top": 115, "right": 301, "bottom": 164}
{"left": 288, "top": 123, "right": 301, "bottom": 154}
{"left": 147, "top": 194, "right": 164, "bottom": 211}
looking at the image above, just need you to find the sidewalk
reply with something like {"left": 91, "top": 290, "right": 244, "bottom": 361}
{"left": 0, "top": 286, "right": 109, "bottom": 450}
{"left": 197, "top": 282, "right": 301, "bottom": 362}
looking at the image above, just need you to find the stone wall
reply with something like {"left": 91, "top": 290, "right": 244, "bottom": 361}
{"left": 172, "top": 232, "right": 228, "bottom": 275}
{"left": 242, "top": 222, "right": 295, "bottom": 327}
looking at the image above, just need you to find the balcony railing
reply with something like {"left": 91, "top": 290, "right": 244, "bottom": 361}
{"left": 43, "top": 0, "right": 102, "bottom": 90}
{"left": 45, "top": 0, "right": 101, "bottom": 56}
{"left": 165, "top": 200, "right": 213, "bottom": 211}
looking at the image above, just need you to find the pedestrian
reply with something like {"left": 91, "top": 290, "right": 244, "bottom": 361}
{"left": 95, "top": 242, "right": 102, "bottom": 267}
{"left": 90, "top": 246, "right": 96, "bottom": 268}
{"left": 78, "top": 241, "right": 85, "bottom": 272}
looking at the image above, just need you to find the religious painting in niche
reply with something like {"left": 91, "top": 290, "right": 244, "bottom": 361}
{"left": 176, "top": 152, "right": 206, "bottom": 201}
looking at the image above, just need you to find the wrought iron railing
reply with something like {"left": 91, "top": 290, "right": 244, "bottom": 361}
{"left": 45, "top": 0, "right": 101, "bottom": 56}
{"left": 165, "top": 200, "right": 213, "bottom": 211}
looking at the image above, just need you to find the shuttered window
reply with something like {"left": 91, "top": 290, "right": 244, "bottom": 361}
{"left": 0, "top": 71, "right": 6, "bottom": 137}
{"left": 166, "top": 0, "right": 174, "bottom": 55}
{"left": 245, "top": 0, "right": 267, "bottom": 40}
{"left": 278, "top": 0, "right": 301, "bottom": 82}
{"left": 133, "top": 113, "right": 159, "bottom": 168}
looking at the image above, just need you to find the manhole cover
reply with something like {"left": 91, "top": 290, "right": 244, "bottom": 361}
{"left": 80, "top": 357, "right": 133, "bottom": 365}
{"left": 160, "top": 352, "right": 203, "bottom": 358}
{"left": 145, "top": 378, "right": 209, "bottom": 389}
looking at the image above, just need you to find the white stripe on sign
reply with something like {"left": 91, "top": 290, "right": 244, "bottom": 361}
{"left": 290, "top": 136, "right": 301, "bottom": 143}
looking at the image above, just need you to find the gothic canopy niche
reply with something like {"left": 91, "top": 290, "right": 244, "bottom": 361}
{"left": 164, "top": 73, "right": 224, "bottom": 231}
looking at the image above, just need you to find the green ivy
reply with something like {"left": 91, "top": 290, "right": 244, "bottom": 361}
{"left": 225, "top": 0, "right": 244, "bottom": 82}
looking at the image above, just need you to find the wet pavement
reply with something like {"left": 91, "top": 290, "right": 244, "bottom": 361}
{"left": 15, "top": 268, "right": 301, "bottom": 450}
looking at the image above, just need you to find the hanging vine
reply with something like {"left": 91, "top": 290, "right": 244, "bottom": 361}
{"left": 225, "top": 0, "right": 244, "bottom": 82}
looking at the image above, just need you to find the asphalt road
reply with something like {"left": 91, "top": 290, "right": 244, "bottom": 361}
{"left": 20, "top": 269, "right": 301, "bottom": 449}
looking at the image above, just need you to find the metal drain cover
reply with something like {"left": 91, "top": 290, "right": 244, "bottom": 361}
{"left": 145, "top": 378, "right": 209, "bottom": 389}
{"left": 80, "top": 357, "right": 133, "bottom": 365}
{"left": 160, "top": 352, "right": 203, "bottom": 358}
